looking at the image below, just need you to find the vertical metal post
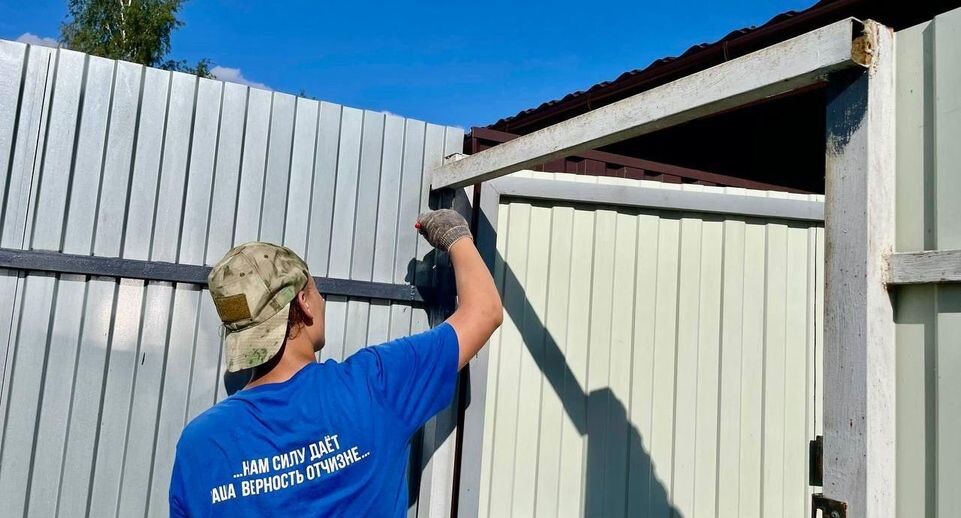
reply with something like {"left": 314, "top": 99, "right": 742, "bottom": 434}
{"left": 822, "top": 20, "right": 896, "bottom": 518}
{"left": 452, "top": 181, "right": 500, "bottom": 518}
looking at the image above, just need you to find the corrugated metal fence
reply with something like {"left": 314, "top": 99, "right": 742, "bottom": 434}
{"left": 895, "top": 8, "right": 961, "bottom": 518}
{"left": 0, "top": 41, "right": 463, "bottom": 517}
{"left": 474, "top": 172, "right": 824, "bottom": 517}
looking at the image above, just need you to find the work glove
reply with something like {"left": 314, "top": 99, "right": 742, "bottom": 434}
{"left": 416, "top": 209, "right": 472, "bottom": 251}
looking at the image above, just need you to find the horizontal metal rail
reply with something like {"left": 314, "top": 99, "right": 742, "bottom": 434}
{"left": 490, "top": 176, "right": 825, "bottom": 222}
{"left": 0, "top": 248, "right": 425, "bottom": 303}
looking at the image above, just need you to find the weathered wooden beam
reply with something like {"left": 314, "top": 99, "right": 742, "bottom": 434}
{"left": 431, "top": 18, "right": 867, "bottom": 190}
{"left": 822, "top": 20, "right": 896, "bottom": 518}
{"left": 887, "top": 250, "right": 961, "bottom": 284}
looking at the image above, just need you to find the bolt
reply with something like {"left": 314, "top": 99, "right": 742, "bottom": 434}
{"left": 830, "top": 511, "right": 841, "bottom": 518}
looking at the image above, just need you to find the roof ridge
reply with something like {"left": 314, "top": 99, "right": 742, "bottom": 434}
{"left": 485, "top": 0, "right": 892, "bottom": 132}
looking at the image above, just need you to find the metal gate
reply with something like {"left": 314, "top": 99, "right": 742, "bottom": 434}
{"left": 459, "top": 171, "right": 825, "bottom": 517}
{"left": 0, "top": 40, "right": 463, "bottom": 518}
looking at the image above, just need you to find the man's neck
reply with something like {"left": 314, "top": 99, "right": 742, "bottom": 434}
{"left": 244, "top": 338, "right": 316, "bottom": 389}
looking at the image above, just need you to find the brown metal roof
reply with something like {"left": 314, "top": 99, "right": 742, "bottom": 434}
{"left": 488, "top": 0, "right": 961, "bottom": 134}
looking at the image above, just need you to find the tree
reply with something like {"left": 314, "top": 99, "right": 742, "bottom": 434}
{"left": 60, "top": 0, "right": 212, "bottom": 77}
{"left": 162, "top": 57, "right": 214, "bottom": 76}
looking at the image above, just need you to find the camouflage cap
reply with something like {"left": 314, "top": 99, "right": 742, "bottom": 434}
{"left": 208, "top": 242, "right": 309, "bottom": 372}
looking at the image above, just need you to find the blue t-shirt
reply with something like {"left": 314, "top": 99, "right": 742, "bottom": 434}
{"left": 169, "top": 323, "right": 459, "bottom": 517}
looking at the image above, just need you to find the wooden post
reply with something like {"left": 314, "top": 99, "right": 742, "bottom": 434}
{"left": 822, "top": 20, "right": 896, "bottom": 517}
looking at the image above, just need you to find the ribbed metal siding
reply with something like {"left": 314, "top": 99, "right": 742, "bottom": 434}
{"left": 0, "top": 41, "right": 463, "bottom": 517}
{"left": 895, "top": 8, "right": 961, "bottom": 518}
{"left": 478, "top": 173, "right": 824, "bottom": 517}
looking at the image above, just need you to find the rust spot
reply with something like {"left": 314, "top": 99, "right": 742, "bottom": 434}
{"left": 852, "top": 34, "right": 874, "bottom": 67}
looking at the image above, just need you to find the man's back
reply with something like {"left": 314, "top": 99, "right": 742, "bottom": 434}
{"left": 170, "top": 213, "right": 501, "bottom": 516}
{"left": 169, "top": 323, "right": 459, "bottom": 517}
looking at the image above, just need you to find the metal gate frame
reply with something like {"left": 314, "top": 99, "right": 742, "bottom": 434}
{"left": 431, "top": 18, "right": 961, "bottom": 518}
{"left": 453, "top": 174, "right": 826, "bottom": 517}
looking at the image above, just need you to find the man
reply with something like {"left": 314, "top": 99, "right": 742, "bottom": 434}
{"left": 169, "top": 209, "right": 502, "bottom": 517}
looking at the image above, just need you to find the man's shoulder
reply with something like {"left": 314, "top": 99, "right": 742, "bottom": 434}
{"left": 347, "top": 323, "right": 456, "bottom": 359}
{"left": 177, "top": 398, "right": 241, "bottom": 451}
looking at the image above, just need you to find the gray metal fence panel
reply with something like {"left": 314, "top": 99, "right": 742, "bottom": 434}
{"left": 894, "top": 8, "right": 961, "bottom": 517}
{"left": 0, "top": 40, "right": 464, "bottom": 518}
{"left": 469, "top": 172, "right": 824, "bottom": 518}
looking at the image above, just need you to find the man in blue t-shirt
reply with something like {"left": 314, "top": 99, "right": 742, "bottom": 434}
{"left": 169, "top": 209, "right": 502, "bottom": 517}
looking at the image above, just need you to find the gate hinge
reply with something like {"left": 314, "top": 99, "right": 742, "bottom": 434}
{"left": 809, "top": 435, "right": 823, "bottom": 486}
{"left": 812, "top": 493, "right": 846, "bottom": 518}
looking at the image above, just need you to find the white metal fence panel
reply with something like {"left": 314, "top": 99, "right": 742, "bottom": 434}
{"left": 0, "top": 40, "right": 463, "bottom": 518}
{"left": 476, "top": 172, "right": 824, "bottom": 518}
{"left": 894, "top": 8, "right": 961, "bottom": 518}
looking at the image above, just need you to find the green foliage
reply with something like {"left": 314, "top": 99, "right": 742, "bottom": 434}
{"left": 191, "top": 57, "right": 213, "bottom": 78}
{"left": 60, "top": 0, "right": 212, "bottom": 77}
{"left": 162, "top": 57, "right": 215, "bottom": 78}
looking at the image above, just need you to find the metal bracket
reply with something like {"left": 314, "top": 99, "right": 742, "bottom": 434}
{"left": 812, "top": 494, "right": 847, "bottom": 518}
{"left": 809, "top": 435, "right": 823, "bottom": 486}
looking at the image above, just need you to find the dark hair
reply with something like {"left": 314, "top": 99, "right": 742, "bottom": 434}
{"left": 286, "top": 297, "right": 308, "bottom": 339}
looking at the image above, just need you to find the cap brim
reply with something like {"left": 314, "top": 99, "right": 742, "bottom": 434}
{"left": 224, "top": 303, "right": 290, "bottom": 372}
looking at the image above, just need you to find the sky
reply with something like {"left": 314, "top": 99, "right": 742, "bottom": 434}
{"left": 0, "top": 0, "right": 817, "bottom": 129}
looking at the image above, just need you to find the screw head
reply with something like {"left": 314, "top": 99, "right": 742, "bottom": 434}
{"left": 830, "top": 511, "right": 841, "bottom": 518}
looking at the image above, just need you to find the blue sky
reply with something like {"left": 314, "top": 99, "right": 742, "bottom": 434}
{"left": 1, "top": 0, "right": 815, "bottom": 129}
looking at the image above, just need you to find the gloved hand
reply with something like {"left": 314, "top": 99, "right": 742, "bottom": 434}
{"left": 415, "top": 209, "right": 472, "bottom": 251}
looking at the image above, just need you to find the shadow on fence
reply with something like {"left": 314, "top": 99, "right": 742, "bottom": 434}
{"left": 406, "top": 194, "right": 678, "bottom": 515}
{"left": 487, "top": 247, "right": 677, "bottom": 517}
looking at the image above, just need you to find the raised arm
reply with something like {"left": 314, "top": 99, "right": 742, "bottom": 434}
{"left": 417, "top": 210, "right": 503, "bottom": 369}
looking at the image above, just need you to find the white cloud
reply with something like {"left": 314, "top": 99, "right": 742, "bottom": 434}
{"left": 16, "top": 33, "right": 59, "bottom": 48}
{"left": 210, "top": 66, "right": 270, "bottom": 90}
